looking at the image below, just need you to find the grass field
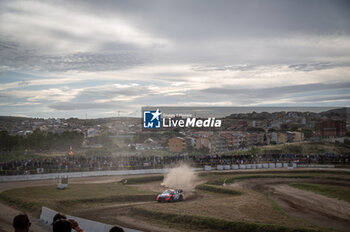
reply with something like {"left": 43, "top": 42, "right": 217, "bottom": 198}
{"left": 289, "top": 182, "right": 350, "bottom": 203}
{"left": 195, "top": 184, "right": 243, "bottom": 195}
{"left": 130, "top": 207, "right": 319, "bottom": 232}
{"left": 206, "top": 172, "right": 350, "bottom": 185}
{"left": 0, "top": 181, "right": 156, "bottom": 215}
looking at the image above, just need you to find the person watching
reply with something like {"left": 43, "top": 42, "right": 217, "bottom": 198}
{"left": 52, "top": 213, "right": 67, "bottom": 223}
{"left": 109, "top": 226, "right": 125, "bottom": 232}
{"left": 13, "top": 214, "right": 31, "bottom": 232}
{"left": 52, "top": 219, "right": 71, "bottom": 232}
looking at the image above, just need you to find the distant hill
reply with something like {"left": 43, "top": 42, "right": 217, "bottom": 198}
{"left": 319, "top": 107, "right": 348, "bottom": 118}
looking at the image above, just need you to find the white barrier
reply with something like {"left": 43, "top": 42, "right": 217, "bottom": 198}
{"left": 283, "top": 163, "right": 289, "bottom": 168}
{"left": 297, "top": 164, "right": 336, "bottom": 168}
{"left": 232, "top": 165, "right": 239, "bottom": 170}
{"left": 268, "top": 163, "right": 276, "bottom": 168}
{"left": 276, "top": 163, "right": 282, "bottom": 168}
{"left": 217, "top": 165, "right": 224, "bottom": 170}
{"left": 0, "top": 168, "right": 204, "bottom": 182}
{"left": 224, "top": 165, "right": 231, "bottom": 170}
{"left": 256, "top": 164, "right": 262, "bottom": 169}
{"left": 40, "top": 207, "right": 141, "bottom": 232}
{"left": 246, "top": 164, "right": 252, "bottom": 169}
{"left": 239, "top": 164, "right": 246, "bottom": 169}
{"left": 204, "top": 165, "right": 212, "bottom": 171}
{"left": 262, "top": 163, "right": 269, "bottom": 169}
{"left": 251, "top": 164, "right": 257, "bottom": 169}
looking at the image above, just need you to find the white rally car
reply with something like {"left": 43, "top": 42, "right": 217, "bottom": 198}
{"left": 156, "top": 189, "right": 184, "bottom": 202}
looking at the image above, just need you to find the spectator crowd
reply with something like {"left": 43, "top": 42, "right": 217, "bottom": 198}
{"left": 1, "top": 153, "right": 348, "bottom": 175}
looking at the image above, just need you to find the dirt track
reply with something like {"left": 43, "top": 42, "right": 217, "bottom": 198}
{"left": 0, "top": 175, "right": 126, "bottom": 232}
{"left": 233, "top": 178, "right": 350, "bottom": 232}
{"left": 1, "top": 170, "right": 350, "bottom": 232}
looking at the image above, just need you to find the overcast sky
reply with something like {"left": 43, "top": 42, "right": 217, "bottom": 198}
{"left": 0, "top": 0, "right": 349, "bottom": 118}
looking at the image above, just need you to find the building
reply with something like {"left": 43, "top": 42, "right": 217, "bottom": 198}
{"left": 315, "top": 119, "right": 346, "bottom": 137}
{"left": 196, "top": 137, "right": 210, "bottom": 150}
{"left": 220, "top": 133, "right": 234, "bottom": 149}
{"left": 278, "top": 133, "right": 286, "bottom": 144}
{"left": 232, "top": 132, "right": 244, "bottom": 148}
{"left": 196, "top": 136, "right": 228, "bottom": 153}
{"left": 211, "top": 136, "right": 228, "bottom": 153}
{"left": 168, "top": 137, "right": 187, "bottom": 152}
{"left": 286, "top": 131, "right": 304, "bottom": 143}
{"left": 270, "top": 132, "right": 278, "bottom": 143}
{"left": 293, "top": 131, "right": 304, "bottom": 142}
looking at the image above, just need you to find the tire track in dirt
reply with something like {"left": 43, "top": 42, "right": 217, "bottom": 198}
{"left": 233, "top": 178, "right": 350, "bottom": 232}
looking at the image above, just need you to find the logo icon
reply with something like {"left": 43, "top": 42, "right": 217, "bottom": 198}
{"left": 143, "top": 109, "right": 161, "bottom": 128}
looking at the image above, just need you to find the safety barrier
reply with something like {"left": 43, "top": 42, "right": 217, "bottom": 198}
{"left": 40, "top": 207, "right": 140, "bottom": 232}
{"left": 0, "top": 168, "right": 203, "bottom": 182}
{"left": 3, "top": 163, "right": 337, "bottom": 182}
{"left": 297, "top": 164, "right": 336, "bottom": 168}
{"left": 276, "top": 163, "right": 282, "bottom": 168}
{"left": 268, "top": 163, "right": 275, "bottom": 168}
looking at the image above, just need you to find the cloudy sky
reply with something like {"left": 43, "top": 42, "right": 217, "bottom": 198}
{"left": 0, "top": 0, "right": 349, "bottom": 118}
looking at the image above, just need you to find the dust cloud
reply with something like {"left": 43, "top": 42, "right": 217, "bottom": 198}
{"left": 161, "top": 164, "right": 198, "bottom": 191}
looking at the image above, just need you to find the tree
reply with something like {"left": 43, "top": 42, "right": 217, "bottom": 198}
{"left": 302, "top": 129, "right": 314, "bottom": 139}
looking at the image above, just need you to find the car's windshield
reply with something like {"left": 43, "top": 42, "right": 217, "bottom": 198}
{"left": 162, "top": 190, "right": 172, "bottom": 194}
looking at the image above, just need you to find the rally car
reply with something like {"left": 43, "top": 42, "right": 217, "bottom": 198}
{"left": 156, "top": 189, "right": 184, "bottom": 202}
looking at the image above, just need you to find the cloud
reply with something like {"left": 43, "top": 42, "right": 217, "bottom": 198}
{"left": 0, "top": 0, "right": 169, "bottom": 52}
{"left": 0, "top": 0, "right": 350, "bottom": 117}
{"left": 202, "top": 82, "right": 350, "bottom": 97}
{"left": 49, "top": 102, "right": 122, "bottom": 110}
